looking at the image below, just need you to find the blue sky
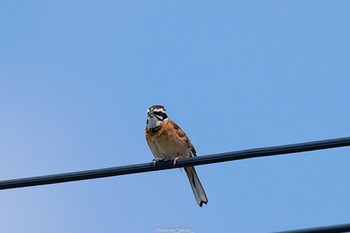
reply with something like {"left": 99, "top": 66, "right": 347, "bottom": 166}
{"left": 1, "top": 1, "right": 350, "bottom": 232}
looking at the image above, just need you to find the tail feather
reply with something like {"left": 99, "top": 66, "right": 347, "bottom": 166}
{"left": 184, "top": 166, "right": 208, "bottom": 207}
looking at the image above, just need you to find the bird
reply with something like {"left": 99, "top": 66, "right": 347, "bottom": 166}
{"left": 145, "top": 105, "right": 208, "bottom": 207}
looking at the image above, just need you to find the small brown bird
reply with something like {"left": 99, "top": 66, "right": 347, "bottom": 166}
{"left": 145, "top": 105, "right": 208, "bottom": 207}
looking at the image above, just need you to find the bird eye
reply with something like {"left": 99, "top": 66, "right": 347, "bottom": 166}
{"left": 153, "top": 111, "right": 167, "bottom": 120}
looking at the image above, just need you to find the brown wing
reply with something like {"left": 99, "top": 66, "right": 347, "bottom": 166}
{"left": 168, "top": 119, "right": 197, "bottom": 157}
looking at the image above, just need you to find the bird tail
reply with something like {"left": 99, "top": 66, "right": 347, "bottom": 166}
{"left": 184, "top": 166, "right": 208, "bottom": 207}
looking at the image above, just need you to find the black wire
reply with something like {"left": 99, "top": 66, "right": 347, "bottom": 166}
{"left": 276, "top": 223, "right": 350, "bottom": 233}
{"left": 0, "top": 136, "right": 349, "bottom": 190}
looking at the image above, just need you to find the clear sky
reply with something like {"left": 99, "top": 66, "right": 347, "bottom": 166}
{"left": 1, "top": 1, "right": 350, "bottom": 232}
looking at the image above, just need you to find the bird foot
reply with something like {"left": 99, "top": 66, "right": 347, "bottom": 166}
{"left": 173, "top": 157, "right": 180, "bottom": 166}
{"left": 152, "top": 159, "right": 163, "bottom": 167}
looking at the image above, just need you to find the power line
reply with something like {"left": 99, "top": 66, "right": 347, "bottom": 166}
{"left": 0, "top": 136, "right": 349, "bottom": 190}
{"left": 276, "top": 223, "right": 350, "bottom": 233}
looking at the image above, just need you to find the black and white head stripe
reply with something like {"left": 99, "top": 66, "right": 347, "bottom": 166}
{"left": 148, "top": 105, "right": 168, "bottom": 121}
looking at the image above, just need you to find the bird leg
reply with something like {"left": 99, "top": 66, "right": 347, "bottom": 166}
{"left": 152, "top": 158, "right": 164, "bottom": 167}
{"left": 173, "top": 156, "right": 181, "bottom": 165}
